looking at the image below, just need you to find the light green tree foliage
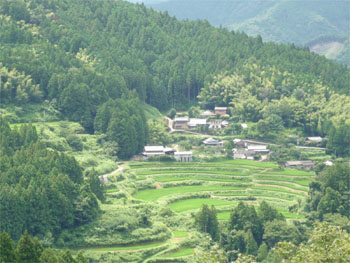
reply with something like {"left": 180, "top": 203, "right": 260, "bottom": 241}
{"left": 0, "top": 63, "right": 42, "bottom": 104}
{"left": 198, "top": 63, "right": 350, "bottom": 149}
{"left": 0, "top": 232, "right": 16, "bottom": 263}
{"left": 256, "top": 242, "right": 268, "bottom": 262}
{"left": 147, "top": 119, "right": 170, "bottom": 145}
{"left": 275, "top": 223, "right": 350, "bottom": 263}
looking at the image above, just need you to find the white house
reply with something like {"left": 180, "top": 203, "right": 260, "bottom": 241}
{"left": 247, "top": 145, "right": 269, "bottom": 154}
{"left": 188, "top": 118, "right": 207, "bottom": 129}
{"left": 143, "top": 146, "right": 165, "bottom": 157}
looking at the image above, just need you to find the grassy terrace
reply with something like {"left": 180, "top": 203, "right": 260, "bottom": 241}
{"left": 169, "top": 198, "right": 237, "bottom": 212}
{"left": 84, "top": 241, "right": 167, "bottom": 252}
{"left": 217, "top": 209, "right": 304, "bottom": 220}
{"left": 159, "top": 248, "right": 194, "bottom": 258}
{"left": 134, "top": 185, "right": 248, "bottom": 201}
{"left": 153, "top": 174, "right": 251, "bottom": 183}
{"left": 130, "top": 160, "right": 313, "bottom": 219}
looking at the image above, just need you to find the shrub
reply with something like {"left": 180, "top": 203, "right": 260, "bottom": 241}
{"left": 147, "top": 155, "right": 176, "bottom": 162}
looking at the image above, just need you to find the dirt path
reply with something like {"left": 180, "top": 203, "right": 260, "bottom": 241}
{"left": 99, "top": 166, "right": 124, "bottom": 184}
{"left": 253, "top": 182, "right": 308, "bottom": 195}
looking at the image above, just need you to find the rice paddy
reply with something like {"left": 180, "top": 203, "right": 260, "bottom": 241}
{"left": 130, "top": 160, "right": 314, "bottom": 218}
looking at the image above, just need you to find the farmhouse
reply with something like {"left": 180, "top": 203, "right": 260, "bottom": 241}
{"left": 143, "top": 146, "right": 165, "bottom": 157}
{"left": 285, "top": 160, "right": 315, "bottom": 169}
{"left": 214, "top": 107, "right": 228, "bottom": 116}
{"left": 247, "top": 145, "right": 269, "bottom": 154}
{"left": 201, "top": 110, "right": 215, "bottom": 118}
{"left": 203, "top": 137, "right": 224, "bottom": 147}
{"left": 187, "top": 118, "right": 207, "bottom": 130}
{"left": 209, "top": 119, "right": 223, "bottom": 129}
{"left": 233, "top": 149, "right": 255, "bottom": 160}
{"left": 174, "top": 152, "right": 193, "bottom": 162}
{"left": 173, "top": 117, "right": 189, "bottom": 129}
{"left": 143, "top": 146, "right": 176, "bottom": 158}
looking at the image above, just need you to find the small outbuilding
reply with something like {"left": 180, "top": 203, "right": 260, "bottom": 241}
{"left": 214, "top": 107, "right": 228, "bottom": 116}
{"left": 201, "top": 110, "right": 215, "bottom": 118}
{"left": 203, "top": 137, "right": 224, "bottom": 147}
{"left": 285, "top": 160, "right": 315, "bottom": 170}
{"left": 306, "top": 137, "right": 323, "bottom": 143}
{"left": 174, "top": 152, "right": 193, "bottom": 162}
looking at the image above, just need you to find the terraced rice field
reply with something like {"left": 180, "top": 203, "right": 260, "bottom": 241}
{"left": 130, "top": 160, "right": 314, "bottom": 218}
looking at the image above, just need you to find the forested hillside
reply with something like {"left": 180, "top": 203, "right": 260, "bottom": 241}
{"left": 146, "top": 0, "right": 350, "bottom": 64}
{"left": 0, "top": 120, "right": 101, "bottom": 241}
{"left": 0, "top": 0, "right": 349, "bottom": 157}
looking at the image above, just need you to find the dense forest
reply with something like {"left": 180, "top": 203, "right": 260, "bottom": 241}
{"left": 0, "top": 231, "right": 88, "bottom": 263}
{"left": 145, "top": 0, "right": 350, "bottom": 65}
{"left": 0, "top": 120, "right": 102, "bottom": 240}
{"left": 0, "top": 0, "right": 349, "bottom": 157}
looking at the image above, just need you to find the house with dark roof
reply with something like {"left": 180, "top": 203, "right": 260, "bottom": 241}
{"left": 173, "top": 117, "right": 189, "bottom": 129}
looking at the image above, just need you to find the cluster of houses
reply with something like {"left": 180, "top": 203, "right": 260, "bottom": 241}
{"left": 173, "top": 107, "right": 229, "bottom": 130}
{"left": 143, "top": 146, "right": 193, "bottom": 162}
{"left": 232, "top": 139, "right": 270, "bottom": 160}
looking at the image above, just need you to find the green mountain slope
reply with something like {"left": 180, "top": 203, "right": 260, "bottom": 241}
{"left": 147, "top": 0, "right": 350, "bottom": 64}
{"left": 0, "top": 0, "right": 349, "bottom": 142}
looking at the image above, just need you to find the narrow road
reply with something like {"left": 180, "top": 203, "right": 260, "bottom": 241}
{"left": 99, "top": 166, "right": 124, "bottom": 184}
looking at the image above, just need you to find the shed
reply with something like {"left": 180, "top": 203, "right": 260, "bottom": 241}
{"left": 203, "top": 138, "right": 224, "bottom": 147}
{"left": 174, "top": 152, "right": 193, "bottom": 162}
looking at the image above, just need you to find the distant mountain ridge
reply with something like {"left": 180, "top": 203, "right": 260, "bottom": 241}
{"left": 140, "top": 0, "right": 350, "bottom": 65}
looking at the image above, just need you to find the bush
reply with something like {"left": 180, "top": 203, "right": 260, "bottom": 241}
{"left": 147, "top": 155, "right": 176, "bottom": 162}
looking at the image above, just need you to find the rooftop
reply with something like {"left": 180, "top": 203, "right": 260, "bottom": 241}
{"left": 203, "top": 137, "right": 220, "bottom": 144}
{"left": 247, "top": 145, "right": 267, "bottom": 150}
{"left": 188, "top": 118, "right": 207, "bottom": 126}
{"left": 174, "top": 116, "right": 189, "bottom": 122}
{"left": 215, "top": 107, "right": 227, "bottom": 110}
{"left": 144, "top": 146, "right": 164, "bottom": 152}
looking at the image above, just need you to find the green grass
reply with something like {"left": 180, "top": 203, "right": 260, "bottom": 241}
{"left": 134, "top": 185, "right": 248, "bottom": 201}
{"left": 153, "top": 174, "right": 251, "bottom": 183}
{"left": 263, "top": 168, "right": 314, "bottom": 176}
{"left": 169, "top": 198, "right": 236, "bottom": 213}
{"left": 173, "top": 231, "right": 188, "bottom": 238}
{"left": 255, "top": 181, "right": 308, "bottom": 192}
{"left": 141, "top": 103, "right": 162, "bottom": 120}
{"left": 251, "top": 186, "right": 306, "bottom": 197}
{"left": 255, "top": 175, "right": 312, "bottom": 186}
{"left": 159, "top": 248, "right": 194, "bottom": 258}
{"left": 213, "top": 191, "right": 296, "bottom": 201}
{"left": 85, "top": 241, "right": 166, "bottom": 252}
{"left": 106, "top": 188, "right": 119, "bottom": 193}
{"left": 135, "top": 168, "right": 250, "bottom": 176}
{"left": 217, "top": 208, "right": 303, "bottom": 221}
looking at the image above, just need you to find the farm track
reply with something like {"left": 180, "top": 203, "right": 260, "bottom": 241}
{"left": 254, "top": 179, "right": 309, "bottom": 189}
{"left": 253, "top": 183, "right": 308, "bottom": 195}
